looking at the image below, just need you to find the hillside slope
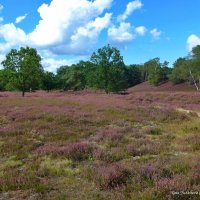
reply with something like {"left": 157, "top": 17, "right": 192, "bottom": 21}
{"left": 129, "top": 81, "right": 196, "bottom": 92}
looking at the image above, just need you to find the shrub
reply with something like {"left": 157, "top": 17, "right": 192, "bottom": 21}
{"left": 93, "top": 147, "right": 126, "bottom": 162}
{"left": 155, "top": 175, "right": 188, "bottom": 194}
{"left": 143, "top": 127, "right": 162, "bottom": 136}
{"left": 35, "top": 141, "right": 94, "bottom": 161}
{"left": 127, "top": 139, "right": 164, "bottom": 156}
{"left": 95, "top": 164, "right": 131, "bottom": 189}
{"left": 141, "top": 163, "right": 160, "bottom": 180}
{"left": 94, "top": 127, "right": 125, "bottom": 143}
{"left": 192, "top": 164, "right": 200, "bottom": 185}
{"left": 65, "top": 142, "right": 94, "bottom": 161}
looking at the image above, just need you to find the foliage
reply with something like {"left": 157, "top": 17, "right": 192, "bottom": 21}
{"left": 41, "top": 71, "right": 56, "bottom": 92}
{"left": 126, "top": 64, "right": 142, "bottom": 87}
{"left": 171, "top": 57, "right": 189, "bottom": 84}
{"left": 171, "top": 45, "right": 200, "bottom": 91}
{"left": 90, "top": 44, "right": 128, "bottom": 93}
{"left": 138, "top": 58, "right": 170, "bottom": 86}
{"left": 95, "top": 164, "right": 131, "bottom": 189}
{"left": 2, "top": 44, "right": 200, "bottom": 94}
{"left": 38, "top": 157, "right": 80, "bottom": 176}
{"left": 146, "top": 58, "right": 169, "bottom": 86}
{"left": 56, "top": 62, "right": 87, "bottom": 91}
{"left": 1, "top": 46, "right": 43, "bottom": 96}
{"left": 192, "top": 45, "right": 200, "bottom": 59}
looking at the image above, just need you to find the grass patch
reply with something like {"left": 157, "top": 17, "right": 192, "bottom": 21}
{"left": 38, "top": 157, "right": 80, "bottom": 177}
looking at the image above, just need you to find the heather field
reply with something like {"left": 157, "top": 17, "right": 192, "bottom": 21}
{"left": 0, "top": 90, "right": 200, "bottom": 200}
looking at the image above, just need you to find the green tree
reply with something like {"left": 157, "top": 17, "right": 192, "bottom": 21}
{"left": 90, "top": 44, "right": 128, "bottom": 93}
{"left": 42, "top": 71, "right": 56, "bottom": 92}
{"left": 56, "top": 63, "right": 86, "bottom": 91}
{"left": 2, "top": 47, "right": 43, "bottom": 97}
{"left": 126, "top": 65, "right": 142, "bottom": 87}
{"left": 192, "top": 45, "right": 200, "bottom": 59}
{"left": 0, "top": 69, "right": 14, "bottom": 91}
{"left": 171, "top": 46, "right": 200, "bottom": 90}
{"left": 1, "top": 47, "right": 43, "bottom": 96}
{"left": 171, "top": 58, "right": 189, "bottom": 84}
{"left": 171, "top": 54, "right": 200, "bottom": 91}
{"left": 148, "top": 67, "right": 163, "bottom": 86}
{"left": 56, "top": 65, "right": 69, "bottom": 90}
{"left": 0, "top": 70, "right": 6, "bottom": 91}
{"left": 143, "top": 58, "right": 168, "bottom": 86}
{"left": 189, "top": 45, "right": 200, "bottom": 90}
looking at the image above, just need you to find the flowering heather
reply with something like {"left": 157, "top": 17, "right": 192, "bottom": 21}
{"left": 94, "top": 127, "right": 125, "bottom": 142}
{"left": 127, "top": 139, "right": 165, "bottom": 156}
{"left": 155, "top": 175, "right": 188, "bottom": 194}
{"left": 0, "top": 177, "right": 4, "bottom": 186}
{"left": 95, "top": 164, "right": 131, "bottom": 189}
{"left": 34, "top": 143, "right": 62, "bottom": 156}
{"left": 93, "top": 148, "right": 107, "bottom": 161}
{"left": 141, "top": 163, "right": 160, "bottom": 180}
{"left": 93, "top": 147, "right": 126, "bottom": 162}
{"left": 192, "top": 165, "right": 200, "bottom": 184}
{"left": 65, "top": 141, "right": 94, "bottom": 161}
{"left": 0, "top": 90, "right": 199, "bottom": 199}
{"left": 35, "top": 141, "right": 94, "bottom": 161}
{"left": 0, "top": 127, "right": 15, "bottom": 136}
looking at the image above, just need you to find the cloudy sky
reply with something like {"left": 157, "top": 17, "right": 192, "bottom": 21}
{"left": 0, "top": 0, "right": 200, "bottom": 72}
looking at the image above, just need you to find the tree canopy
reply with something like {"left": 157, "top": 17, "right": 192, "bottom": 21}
{"left": 171, "top": 45, "right": 200, "bottom": 90}
{"left": 90, "top": 44, "right": 128, "bottom": 93}
{"left": 2, "top": 44, "right": 200, "bottom": 94}
{"left": 1, "top": 47, "right": 43, "bottom": 96}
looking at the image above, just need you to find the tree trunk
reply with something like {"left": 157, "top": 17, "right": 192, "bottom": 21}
{"left": 22, "top": 90, "right": 25, "bottom": 97}
{"left": 189, "top": 68, "right": 199, "bottom": 91}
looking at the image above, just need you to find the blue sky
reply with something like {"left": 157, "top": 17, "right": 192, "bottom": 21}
{"left": 0, "top": 0, "right": 200, "bottom": 72}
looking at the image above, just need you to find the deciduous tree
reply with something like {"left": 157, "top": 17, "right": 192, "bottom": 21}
{"left": 1, "top": 47, "right": 43, "bottom": 96}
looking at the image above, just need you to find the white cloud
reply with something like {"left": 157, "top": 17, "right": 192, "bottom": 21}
{"left": 0, "top": 43, "right": 13, "bottom": 54}
{"left": 0, "top": 54, "right": 5, "bottom": 69}
{"left": 0, "top": 17, "right": 3, "bottom": 23}
{"left": 187, "top": 34, "right": 200, "bottom": 52}
{"left": 70, "top": 13, "right": 112, "bottom": 54}
{"left": 93, "top": 0, "right": 113, "bottom": 13}
{"left": 108, "top": 22, "right": 134, "bottom": 43}
{"left": 0, "top": 23, "right": 27, "bottom": 44}
{"left": 42, "top": 57, "right": 83, "bottom": 73}
{"left": 15, "top": 14, "right": 27, "bottom": 24}
{"left": 150, "top": 28, "right": 161, "bottom": 39}
{"left": 0, "top": 0, "right": 151, "bottom": 72}
{"left": 0, "top": 0, "right": 114, "bottom": 71}
{"left": 0, "top": 23, "right": 27, "bottom": 53}
{"left": 135, "top": 26, "right": 147, "bottom": 36}
{"left": 118, "top": 0, "right": 143, "bottom": 22}
{"left": 28, "top": 0, "right": 113, "bottom": 54}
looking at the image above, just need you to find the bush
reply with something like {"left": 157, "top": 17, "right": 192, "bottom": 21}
{"left": 155, "top": 175, "right": 188, "bottom": 194}
{"left": 143, "top": 127, "right": 162, "bottom": 135}
{"left": 127, "top": 139, "right": 164, "bottom": 156}
{"left": 35, "top": 141, "right": 94, "bottom": 161}
{"left": 95, "top": 164, "right": 131, "bottom": 189}
{"left": 65, "top": 142, "right": 94, "bottom": 161}
{"left": 93, "top": 147, "right": 126, "bottom": 162}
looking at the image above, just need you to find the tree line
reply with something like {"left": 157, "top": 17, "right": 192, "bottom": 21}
{"left": 0, "top": 44, "right": 200, "bottom": 96}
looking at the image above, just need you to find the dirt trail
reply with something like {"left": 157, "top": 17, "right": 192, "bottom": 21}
{"left": 176, "top": 108, "right": 200, "bottom": 117}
